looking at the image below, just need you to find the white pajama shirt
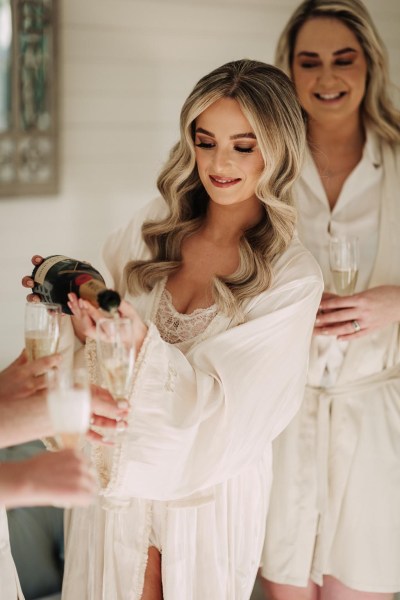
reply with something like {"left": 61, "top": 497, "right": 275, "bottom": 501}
{"left": 262, "top": 136, "right": 400, "bottom": 593}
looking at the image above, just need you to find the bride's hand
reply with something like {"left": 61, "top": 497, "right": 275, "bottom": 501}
{"left": 68, "top": 296, "right": 148, "bottom": 353}
{"left": 21, "top": 255, "right": 44, "bottom": 303}
{"left": 67, "top": 293, "right": 101, "bottom": 341}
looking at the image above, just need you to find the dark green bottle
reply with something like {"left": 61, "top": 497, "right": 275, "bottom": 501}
{"left": 31, "top": 255, "right": 121, "bottom": 315}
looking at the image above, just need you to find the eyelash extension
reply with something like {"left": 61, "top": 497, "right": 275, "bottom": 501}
{"left": 195, "top": 142, "right": 214, "bottom": 149}
{"left": 235, "top": 146, "right": 254, "bottom": 153}
{"left": 195, "top": 142, "right": 254, "bottom": 153}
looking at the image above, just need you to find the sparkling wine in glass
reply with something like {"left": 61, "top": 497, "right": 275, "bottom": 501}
{"left": 24, "top": 302, "right": 61, "bottom": 361}
{"left": 329, "top": 236, "right": 359, "bottom": 296}
{"left": 47, "top": 367, "right": 91, "bottom": 449}
{"left": 96, "top": 317, "right": 135, "bottom": 408}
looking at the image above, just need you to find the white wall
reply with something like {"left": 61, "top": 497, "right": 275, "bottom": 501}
{"left": 0, "top": 0, "right": 399, "bottom": 369}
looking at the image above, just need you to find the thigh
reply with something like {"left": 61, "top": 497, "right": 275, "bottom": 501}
{"left": 141, "top": 546, "right": 163, "bottom": 600}
{"left": 321, "top": 576, "right": 394, "bottom": 600}
{"left": 258, "top": 576, "right": 319, "bottom": 600}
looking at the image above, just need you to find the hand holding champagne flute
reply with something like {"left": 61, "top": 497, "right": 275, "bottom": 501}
{"left": 329, "top": 236, "right": 359, "bottom": 296}
{"left": 24, "top": 302, "right": 61, "bottom": 361}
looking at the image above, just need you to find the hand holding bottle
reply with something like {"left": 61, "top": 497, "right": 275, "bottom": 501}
{"left": 22, "top": 255, "right": 45, "bottom": 303}
{"left": 22, "top": 254, "right": 120, "bottom": 314}
{"left": 22, "top": 254, "right": 121, "bottom": 343}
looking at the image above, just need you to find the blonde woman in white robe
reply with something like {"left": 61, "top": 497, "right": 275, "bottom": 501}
{"left": 259, "top": 2, "right": 400, "bottom": 600}
{"left": 52, "top": 59, "right": 323, "bottom": 600}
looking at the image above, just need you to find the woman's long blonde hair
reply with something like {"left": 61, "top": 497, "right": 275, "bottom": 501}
{"left": 125, "top": 59, "right": 306, "bottom": 317}
{"left": 275, "top": 0, "right": 400, "bottom": 144}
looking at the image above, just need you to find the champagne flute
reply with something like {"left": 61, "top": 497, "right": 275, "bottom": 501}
{"left": 329, "top": 236, "right": 359, "bottom": 296}
{"left": 24, "top": 302, "right": 61, "bottom": 361}
{"left": 96, "top": 317, "right": 135, "bottom": 412}
{"left": 47, "top": 367, "right": 91, "bottom": 449}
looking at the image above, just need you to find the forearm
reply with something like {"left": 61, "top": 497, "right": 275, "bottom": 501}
{"left": 0, "top": 394, "right": 53, "bottom": 447}
{"left": 0, "top": 451, "right": 97, "bottom": 508}
{"left": 0, "top": 461, "right": 37, "bottom": 507}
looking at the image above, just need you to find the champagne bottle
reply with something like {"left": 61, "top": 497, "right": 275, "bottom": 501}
{"left": 31, "top": 255, "right": 121, "bottom": 315}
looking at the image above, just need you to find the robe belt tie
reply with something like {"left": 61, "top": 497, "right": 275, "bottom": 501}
{"left": 307, "top": 364, "right": 400, "bottom": 523}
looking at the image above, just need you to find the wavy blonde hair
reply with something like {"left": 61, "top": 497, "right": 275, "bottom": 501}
{"left": 275, "top": 0, "right": 400, "bottom": 143}
{"left": 126, "top": 59, "right": 305, "bottom": 317}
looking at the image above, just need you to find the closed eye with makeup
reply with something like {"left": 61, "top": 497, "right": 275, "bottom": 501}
{"left": 195, "top": 129, "right": 257, "bottom": 154}
{"left": 193, "top": 97, "right": 264, "bottom": 205}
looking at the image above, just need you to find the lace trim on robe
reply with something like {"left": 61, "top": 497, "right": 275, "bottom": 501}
{"left": 154, "top": 287, "right": 217, "bottom": 345}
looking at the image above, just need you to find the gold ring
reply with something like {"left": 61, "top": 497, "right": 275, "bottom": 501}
{"left": 352, "top": 320, "right": 361, "bottom": 333}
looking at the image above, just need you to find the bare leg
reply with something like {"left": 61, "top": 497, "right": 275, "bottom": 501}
{"left": 141, "top": 546, "right": 163, "bottom": 600}
{"left": 258, "top": 576, "right": 319, "bottom": 600}
{"left": 321, "top": 576, "right": 394, "bottom": 600}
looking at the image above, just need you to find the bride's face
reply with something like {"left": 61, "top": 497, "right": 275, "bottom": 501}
{"left": 194, "top": 97, "right": 264, "bottom": 208}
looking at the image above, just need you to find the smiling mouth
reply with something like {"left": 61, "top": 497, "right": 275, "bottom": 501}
{"left": 209, "top": 175, "right": 241, "bottom": 188}
{"left": 314, "top": 92, "right": 347, "bottom": 101}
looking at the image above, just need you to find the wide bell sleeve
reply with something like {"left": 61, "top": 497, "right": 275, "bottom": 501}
{"left": 101, "top": 197, "right": 169, "bottom": 297}
{"left": 102, "top": 243, "right": 323, "bottom": 502}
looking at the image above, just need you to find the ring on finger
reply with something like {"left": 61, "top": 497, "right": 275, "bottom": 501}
{"left": 352, "top": 320, "right": 361, "bottom": 333}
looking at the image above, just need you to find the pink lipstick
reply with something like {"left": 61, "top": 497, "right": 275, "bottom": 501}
{"left": 210, "top": 175, "right": 241, "bottom": 188}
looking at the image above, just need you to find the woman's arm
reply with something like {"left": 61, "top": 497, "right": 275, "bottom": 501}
{"left": 0, "top": 352, "right": 127, "bottom": 447}
{"left": 0, "top": 450, "right": 97, "bottom": 508}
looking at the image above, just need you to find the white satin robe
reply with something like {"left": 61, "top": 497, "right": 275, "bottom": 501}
{"left": 62, "top": 197, "right": 323, "bottom": 600}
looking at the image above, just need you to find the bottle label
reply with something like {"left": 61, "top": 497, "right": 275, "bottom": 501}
{"left": 78, "top": 277, "right": 106, "bottom": 305}
{"left": 34, "top": 255, "right": 69, "bottom": 285}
